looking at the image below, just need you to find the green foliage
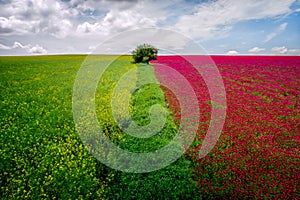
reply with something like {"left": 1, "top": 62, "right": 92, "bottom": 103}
{"left": 252, "top": 91, "right": 261, "bottom": 96}
{"left": 100, "top": 62, "right": 201, "bottom": 199}
{"left": 117, "top": 66, "right": 179, "bottom": 152}
{"left": 0, "top": 55, "right": 199, "bottom": 199}
{"left": 0, "top": 56, "right": 111, "bottom": 199}
{"left": 109, "top": 158, "right": 202, "bottom": 199}
{"left": 132, "top": 44, "right": 158, "bottom": 64}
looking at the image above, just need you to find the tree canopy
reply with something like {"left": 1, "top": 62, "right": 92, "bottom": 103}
{"left": 132, "top": 44, "right": 158, "bottom": 64}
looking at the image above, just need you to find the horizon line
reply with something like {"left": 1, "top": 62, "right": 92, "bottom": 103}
{"left": 1, "top": 53, "right": 300, "bottom": 57}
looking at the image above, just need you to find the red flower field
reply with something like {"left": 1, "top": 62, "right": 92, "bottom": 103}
{"left": 153, "top": 56, "right": 300, "bottom": 199}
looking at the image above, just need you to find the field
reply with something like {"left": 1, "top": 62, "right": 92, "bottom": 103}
{"left": 1, "top": 55, "right": 299, "bottom": 199}
{"left": 154, "top": 56, "right": 300, "bottom": 198}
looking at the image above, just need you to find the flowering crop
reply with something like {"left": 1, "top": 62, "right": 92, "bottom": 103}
{"left": 0, "top": 55, "right": 112, "bottom": 199}
{"left": 153, "top": 55, "right": 300, "bottom": 199}
{"left": 0, "top": 55, "right": 201, "bottom": 199}
{"left": 1, "top": 54, "right": 299, "bottom": 199}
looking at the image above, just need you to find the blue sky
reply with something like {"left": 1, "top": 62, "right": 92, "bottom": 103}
{"left": 0, "top": 0, "right": 299, "bottom": 55}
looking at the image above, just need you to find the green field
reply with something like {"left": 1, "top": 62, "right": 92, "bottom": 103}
{"left": 0, "top": 55, "right": 200, "bottom": 199}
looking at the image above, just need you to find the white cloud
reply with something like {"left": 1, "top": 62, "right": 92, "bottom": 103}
{"left": 0, "top": 43, "right": 11, "bottom": 50}
{"left": 248, "top": 47, "right": 266, "bottom": 53}
{"left": 264, "top": 34, "right": 275, "bottom": 43}
{"left": 12, "top": 41, "right": 29, "bottom": 49}
{"left": 227, "top": 50, "right": 239, "bottom": 55}
{"left": 278, "top": 22, "right": 288, "bottom": 31}
{"left": 271, "top": 46, "right": 288, "bottom": 54}
{"left": 28, "top": 44, "right": 47, "bottom": 54}
{"left": 0, "top": 0, "right": 299, "bottom": 55}
{"left": 1, "top": 41, "right": 47, "bottom": 54}
{"left": 271, "top": 46, "right": 300, "bottom": 54}
{"left": 76, "top": 22, "right": 102, "bottom": 34}
{"left": 0, "top": 0, "right": 177, "bottom": 39}
{"left": 0, "top": 0, "right": 73, "bottom": 38}
{"left": 69, "top": 0, "right": 138, "bottom": 13}
{"left": 175, "top": 0, "right": 294, "bottom": 39}
{"left": 76, "top": 10, "right": 157, "bottom": 36}
{"left": 71, "top": 0, "right": 177, "bottom": 37}
{"left": 264, "top": 22, "right": 288, "bottom": 42}
{"left": 42, "top": 19, "right": 72, "bottom": 38}
{"left": 287, "top": 49, "right": 300, "bottom": 54}
{"left": 0, "top": 16, "right": 35, "bottom": 35}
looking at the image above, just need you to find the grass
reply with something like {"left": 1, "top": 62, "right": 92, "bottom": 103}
{"left": 0, "top": 55, "right": 200, "bottom": 199}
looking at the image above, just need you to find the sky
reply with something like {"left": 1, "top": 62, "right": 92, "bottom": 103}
{"left": 0, "top": 0, "right": 299, "bottom": 55}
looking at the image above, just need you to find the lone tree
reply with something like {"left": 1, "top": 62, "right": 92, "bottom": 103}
{"left": 132, "top": 44, "right": 158, "bottom": 64}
